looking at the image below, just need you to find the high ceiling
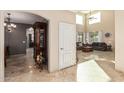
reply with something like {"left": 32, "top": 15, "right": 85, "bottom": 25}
{"left": 4, "top": 11, "right": 47, "bottom": 25}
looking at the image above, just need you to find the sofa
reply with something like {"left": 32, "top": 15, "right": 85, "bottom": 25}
{"left": 92, "top": 42, "right": 108, "bottom": 51}
{"left": 76, "top": 42, "right": 83, "bottom": 50}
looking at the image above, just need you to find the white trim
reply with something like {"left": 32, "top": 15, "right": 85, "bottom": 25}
{"left": 0, "top": 11, "right": 5, "bottom": 82}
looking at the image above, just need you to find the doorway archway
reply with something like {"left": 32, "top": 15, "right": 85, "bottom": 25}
{"left": 0, "top": 11, "right": 50, "bottom": 81}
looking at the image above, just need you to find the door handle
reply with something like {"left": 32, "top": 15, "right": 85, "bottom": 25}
{"left": 60, "top": 48, "right": 64, "bottom": 50}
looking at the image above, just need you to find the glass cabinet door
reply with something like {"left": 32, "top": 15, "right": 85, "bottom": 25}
{"left": 40, "top": 32, "right": 44, "bottom": 48}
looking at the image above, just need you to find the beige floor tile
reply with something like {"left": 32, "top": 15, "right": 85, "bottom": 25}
{"left": 5, "top": 49, "right": 124, "bottom": 82}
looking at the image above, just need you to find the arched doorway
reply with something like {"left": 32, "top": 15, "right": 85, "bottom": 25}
{"left": 4, "top": 11, "right": 49, "bottom": 81}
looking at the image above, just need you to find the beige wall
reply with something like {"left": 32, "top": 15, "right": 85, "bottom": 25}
{"left": 86, "top": 10, "right": 115, "bottom": 49}
{"left": 25, "top": 10, "right": 76, "bottom": 72}
{"left": 115, "top": 11, "right": 124, "bottom": 72}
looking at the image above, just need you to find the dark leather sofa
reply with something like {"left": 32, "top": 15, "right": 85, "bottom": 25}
{"left": 76, "top": 42, "right": 83, "bottom": 50}
{"left": 92, "top": 42, "right": 108, "bottom": 51}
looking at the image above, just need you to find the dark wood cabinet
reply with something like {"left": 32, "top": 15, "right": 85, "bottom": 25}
{"left": 4, "top": 46, "right": 9, "bottom": 67}
{"left": 33, "top": 22, "right": 48, "bottom": 66}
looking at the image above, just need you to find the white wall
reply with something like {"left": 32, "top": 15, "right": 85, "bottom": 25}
{"left": 115, "top": 11, "right": 124, "bottom": 72}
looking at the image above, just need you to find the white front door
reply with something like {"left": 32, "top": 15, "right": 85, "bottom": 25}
{"left": 59, "top": 22, "right": 76, "bottom": 70}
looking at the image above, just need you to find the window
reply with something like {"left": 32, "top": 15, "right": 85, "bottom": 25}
{"left": 76, "top": 32, "right": 84, "bottom": 46}
{"left": 89, "top": 31, "right": 103, "bottom": 43}
{"left": 76, "top": 15, "right": 83, "bottom": 25}
{"left": 76, "top": 32, "right": 83, "bottom": 42}
{"left": 93, "top": 32, "right": 99, "bottom": 42}
{"left": 89, "top": 12, "right": 101, "bottom": 24}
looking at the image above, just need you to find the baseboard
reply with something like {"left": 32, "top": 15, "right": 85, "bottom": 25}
{"left": 115, "top": 64, "right": 124, "bottom": 72}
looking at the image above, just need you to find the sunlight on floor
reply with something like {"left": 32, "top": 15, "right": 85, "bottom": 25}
{"left": 83, "top": 54, "right": 115, "bottom": 63}
{"left": 77, "top": 60, "right": 111, "bottom": 82}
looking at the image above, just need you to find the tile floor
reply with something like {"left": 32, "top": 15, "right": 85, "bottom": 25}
{"left": 5, "top": 49, "right": 124, "bottom": 82}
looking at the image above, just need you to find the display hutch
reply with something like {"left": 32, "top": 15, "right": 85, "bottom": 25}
{"left": 33, "top": 22, "right": 48, "bottom": 68}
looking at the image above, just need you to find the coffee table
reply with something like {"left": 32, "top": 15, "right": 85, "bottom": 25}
{"left": 82, "top": 46, "right": 93, "bottom": 52}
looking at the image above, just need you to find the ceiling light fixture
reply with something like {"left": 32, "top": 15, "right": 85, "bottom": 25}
{"left": 88, "top": 10, "right": 97, "bottom": 20}
{"left": 4, "top": 13, "right": 16, "bottom": 32}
